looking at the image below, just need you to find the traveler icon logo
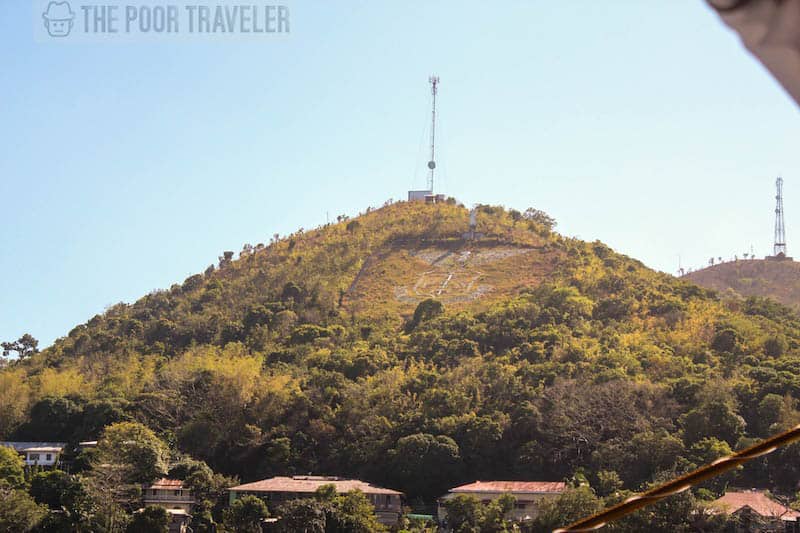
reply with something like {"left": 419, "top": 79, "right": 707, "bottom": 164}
{"left": 42, "top": 1, "right": 75, "bottom": 37}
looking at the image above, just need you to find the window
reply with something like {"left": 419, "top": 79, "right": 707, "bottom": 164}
{"left": 515, "top": 503, "right": 527, "bottom": 510}
{"left": 29, "top": 453, "right": 39, "bottom": 461}
{"left": 174, "top": 490, "right": 181, "bottom": 496}
{"left": 46, "top": 454, "right": 52, "bottom": 461}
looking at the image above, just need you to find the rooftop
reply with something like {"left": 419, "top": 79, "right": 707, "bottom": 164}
{"left": 448, "top": 481, "right": 568, "bottom": 494}
{"left": 146, "top": 478, "right": 186, "bottom": 490}
{"left": 713, "top": 490, "right": 800, "bottom": 521}
{"left": 229, "top": 475, "right": 402, "bottom": 496}
{"left": 0, "top": 442, "right": 66, "bottom": 452}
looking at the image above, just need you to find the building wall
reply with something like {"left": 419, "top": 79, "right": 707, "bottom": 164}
{"left": 730, "top": 507, "right": 796, "bottom": 533}
{"left": 143, "top": 488, "right": 194, "bottom": 513}
{"left": 24, "top": 452, "right": 59, "bottom": 467}
{"left": 438, "top": 491, "right": 561, "bottom": 522}
{"left": 408, "top": 190, "right": 432, "bottom": 202}
{"left": 229, "top": 490, "right": 402, "bottom": 525}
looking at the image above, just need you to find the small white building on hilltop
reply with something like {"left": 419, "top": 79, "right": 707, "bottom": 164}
{"left": 438, "top": 480, "right": 567, "bottom": 523}
{"left": 408, "top": 190, "right": 446, "bottom": 204}
{"left": 0, "top": 442, "right": 66, "bottom": 468}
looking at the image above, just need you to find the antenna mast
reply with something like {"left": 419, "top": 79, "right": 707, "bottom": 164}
{"left": 427, "top": 75, "right": 440, "bottom": 193}
{"left": 774, "top": 177, "right": 787, "bottom": 256}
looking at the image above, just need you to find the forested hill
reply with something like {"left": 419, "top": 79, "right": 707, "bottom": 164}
{"left": 685, "top": 258, "right": 800, "bottom": 310}
{"left": 4, "top": 200, "right": 800, "bottom": 520}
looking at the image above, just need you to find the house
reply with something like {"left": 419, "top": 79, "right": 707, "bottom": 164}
{"left": 0, "top": 442, "right": 66, "bottom": 468}
{"left": 142, "top": 478, "right": 194, "bottom": 533}
{"left": 712, "top": 490, "right": 800, "bottom": 532}
{"left": 438, "top": 481, "right": 567, "bottom": 523}
{"left": 143, "top": 478, "right": 194, "bottom": 513}
{"left": 228, "top": 475, "right": 404, "bottom": 526}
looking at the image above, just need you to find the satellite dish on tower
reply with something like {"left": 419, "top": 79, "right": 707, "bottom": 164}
{"left": 428, "top": 161, "right": 436, "bottom": 170}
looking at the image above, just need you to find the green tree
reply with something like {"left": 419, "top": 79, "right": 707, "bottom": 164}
{"left": 327, "top": 489, "right": 387, "bottom": 533}
{"left": 687, "top": 437, "right": 736, "bottom": 494}
{"left": 78, "top": 399, "right": 130, "bottom": 439}
{"left": 441, "top": 493, "right": 515, "bottom": 533}
{"left": 386, "top": 433, "right": 463, "bottom": 502}
{"left": 126, "top": 506, "right": 169, "bottom": 533}
{"left": 763, "top": 335, "right": 787, "bottom": 357}
{"left": 181, "top": 463, "right": 237, "bottom": 530}
{"left": 755, "top": 393, "right": 793, "bottom": 437}
{"left": 223, "top": 495, "right": 269, "bottom": 533}
{"left": 595, "top": 470, "right": 623, "bottom": 497}
{"left": 523, "top": 207, "right": 556, "bottom": 227}
{"left": 442, "top": 494, "right": 484, "bottom": 533}
{"left": 529, "top": 487, "right": 601, "bottom": 532}
{"left": 1, "top": 334, "right": 39, "bottom": 360}
{"left": 0, "top": 446, "right": 25, "bottom": 488}
{"left": 0, "top": 485, "right": 46, "bottom": 532}
{"left": 18, "top": 397, "right": 81, "bottom": 442}
{"left": 96, "top": 422, "right": 168, "bottom": 483}
{"left": 29, "top": 470, "right": 91, "bottom": 528}
{"left": 481, "top": 493, "right": 516, "bottom": 533}
{"left": 407, "top": 299, "right": 444, "bottom": 331}
{"left": 680, "top": 401, "right": 745, "bottom": 446}
{"left": 710, "top": 327, "right": 740, "bottom": 354}
{"left": 276, "top": 498, "right": 327, "bottom": 533}
{"left": 608, "top": 482, "right": 731, "bottom": 532}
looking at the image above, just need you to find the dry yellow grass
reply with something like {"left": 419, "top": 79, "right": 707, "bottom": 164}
{"left": 685, "top": 259, "right": 800, "bottom": 309}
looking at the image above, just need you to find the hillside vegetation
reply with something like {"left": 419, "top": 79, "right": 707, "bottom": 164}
{"left": 3, "top": 201, "right": 800, "bottom": 530}
{"left": 686, "top": 258, "right": 800, "bottom": 310}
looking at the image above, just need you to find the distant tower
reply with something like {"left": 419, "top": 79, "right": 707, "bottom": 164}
{"left": 408, "top": 76, "right": 445, "bottom": 203}
{"left": 427, "top": 75, "right": 440, "bottom": 193}
{"left": 774, "top": 177, "right": 787, "bottom": 257}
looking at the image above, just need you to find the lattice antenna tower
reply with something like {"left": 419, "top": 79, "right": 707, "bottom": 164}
{"left": 775, "top": 177, "right": 787, "bottom": 256}
{"left": 427, "top": 75, "right": 440, "bottom": 193}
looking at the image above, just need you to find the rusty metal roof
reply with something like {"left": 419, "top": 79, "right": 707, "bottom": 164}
{"left": 448, "top": 481, "right": 567, "bottom": 494}
{"left": 229, "top": 476, "right": 403, "bottom": 496}
{"left": 146, "top": 478, "right": 185, "bottom": 490}
{"left": 713, "top": 491, "right": 800, "bottom": 520}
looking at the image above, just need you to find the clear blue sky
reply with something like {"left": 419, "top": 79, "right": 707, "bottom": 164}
{"left": 2, "top": 1, "right": 799, "bottom": 348}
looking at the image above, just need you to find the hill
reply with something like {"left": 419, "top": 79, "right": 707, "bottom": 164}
{"left": 685, "top": 259, "right": 800, "bottom": 310}
{"left": 3, "top": 200, "right": 800, "bottom": 523}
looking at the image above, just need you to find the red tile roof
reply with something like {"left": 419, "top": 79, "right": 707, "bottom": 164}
{"left": 449, "top": 481, "right": 567, "bottom": 494}
{"left": 229, "top": 476, "right": 402, "bottom": 496}
{"left": 147, "top": 478, "right": 185, "bottom": 490}
{"left": 713, "top": 491, "right": 800, "bottom": 520}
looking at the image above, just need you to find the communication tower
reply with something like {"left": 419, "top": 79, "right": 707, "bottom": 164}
{"left": 409, "top": 76, "right": 445, "bottom": 203}
{"left": 427, "top": 75, "right": 439, "bottom": 193}
{"left": 774, "top": 177, "right": 787, "bottom": 257}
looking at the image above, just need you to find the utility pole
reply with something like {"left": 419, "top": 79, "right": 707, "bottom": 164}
{"left": 774, "top": 177, "right": 787, "bottom": 256}
{"left": 427, "top": 75, "right": 439, "bottom": 193}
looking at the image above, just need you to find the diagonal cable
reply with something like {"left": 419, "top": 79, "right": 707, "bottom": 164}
{"left": 554, "top": 424, "right": 800, "bottom": 532}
